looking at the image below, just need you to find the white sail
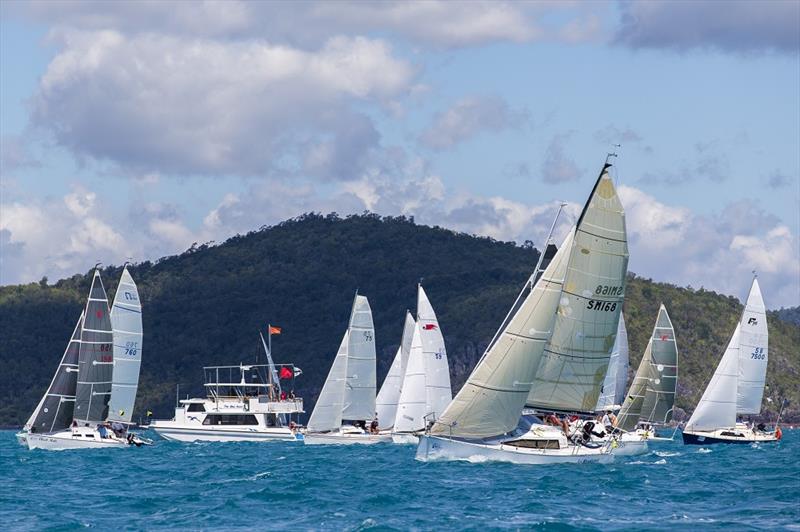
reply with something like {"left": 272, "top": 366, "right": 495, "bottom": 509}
{"left": 394, "top": 323, "right": 427, "bottom": 433}
{"left": 431, "top": 229, "right": 574, "bottom": 439}
{"left": 307, "top": 332, "right": 348, "bottom": 432}
{"left": 341, "top": 294, "right": 376, "bottom": 421}
{"left": 527, "top": 165, "right": 629, "bottom": 412}
{"left": 376, "top": 311, "right": 415, "bottom": 430}
{"left": 417, "top": 284, "right": 452, "bottom": 423}
{"left": 616, "top": 336, "right": 653, "bottom": 431}
{"left": 686, "top": 324, "right": 740, "bottom": 431}
{"left": 736, "top": 278, "right": 768, "bottom": 415}
{"left": 107, "top": 267, "right": 143, "bottom": 423}
{"left": 640, "top": 304, "right": 678, "bottom": 425}
{"left": 595, "top": 312, "right": 628, "bottom": 411}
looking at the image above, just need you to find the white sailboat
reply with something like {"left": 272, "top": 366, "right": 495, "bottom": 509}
{"left": 392, "top": 284, "right": 453, "bottom": 444}
{"left": 21, "top": 267, "right": 150, "bottom": 450}
{"left": 417, "top": 159, "right": 640, "bottom": 464}
{"left": 305, "top": 293, "right": 391, "bottom": 444}
{"left": 615, "top": 304, "right": 678, "bottom": 442}
{"left": 374, "top": 311, "right": 415, "bottom": 431}
{"left": 683, "top": 277, "right": 780, "bottom": 444}
{"left": 594, "top": 313, "right": 629, "bottom": 412}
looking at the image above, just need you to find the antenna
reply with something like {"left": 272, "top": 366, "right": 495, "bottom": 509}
{"left": 605, "top": 144, "right": 621, "bottom": 165}
{"left": 94, "top": 261, "right": 102, "bottom": 270}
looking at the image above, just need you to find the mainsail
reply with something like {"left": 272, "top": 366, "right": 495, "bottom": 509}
{"left": 526, "top": 164, "right": 629, "bottom": 412}
{"left": 107, "top": 266, "right": 143, "bottom": 423}
{"left": 685, "top": 324, "right": 741, "bottom": 432}
{"left": 431, "top": 229, "right": 574, "bottom": 439}
{"left": 375, "top": 311, "right": 415, "bottom": 430}
{"left": 394, "top": 323, "right": 427, "bottom": 433}
{"left": 417, "top": 284, "right": 452, "bottom": 422}
{"left": 736, "top": 278, "right": 768, "bottom": 414}
{"left": 639, "top": 305, "right": 678, "bottom": 425}
{"left": 307, "top": 332, "right": 348, "bottom": 432}
{"left": 341, "top": 294, "right": 376, "bottom": 421}
{"left": 595, "top": 312, "right": 629, "bottom": 411}
{"left": 25, "top": 313, "right": 83, "bottom": 433}
{"left": 73, "top": 270, "right": 114, "bottom": 424}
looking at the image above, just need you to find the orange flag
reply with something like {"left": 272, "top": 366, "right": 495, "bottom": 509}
{"left": 269, "top": 326, "right": 282, "bottom": 335}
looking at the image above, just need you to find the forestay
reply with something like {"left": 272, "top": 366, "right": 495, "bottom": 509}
{"left": 685, "top": 325, "right": 741, "bottom": 431}
{"left": 431, "top": 229, "right": 574, "bottom": 439}
{"left": 108, "top": 267, "right": 143, "bottom": 423}
{"left": 74, "top": 270, "right": 114, "bottom": 424}
{"left": 394, "top": 323, "right": 426, "bottom": 433}
{"left": 417, "top": 284, "right": 452, "bottom": 422}
{"left": 307, "top": 333, "right": 349, "bottom": 432}
{"left": 341, "top": 294, "right": 376, "bottom": 421}
{"left": 736, "top": 278, "right": 768, "bottom": 415}
{"left": 526, "top": 165, "right": 629, "bottom": 412}
{"left": 640, "top": 305, "right": 678, "bottom": 425}
{"left": 25, "top": 313, "right": 83, "bottom": 434}
{"left": 376, "top": 311, "right": 415, "bottom": 429}
{"left": 595, "top": 312, "right": 629, "bottom": 411}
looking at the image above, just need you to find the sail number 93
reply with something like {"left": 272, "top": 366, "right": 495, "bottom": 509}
{"left": 586, "top": 300, "right": 618, "bottom": 312}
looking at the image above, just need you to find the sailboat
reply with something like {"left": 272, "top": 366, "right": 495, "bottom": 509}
{"left": 392, "top": 284, "right": 453, "bottom": 444}
{"left": 683, "top": 277, "right": 780, "bottom": 444}
{"left": 19, "top": 267, "right": 149, "bottom": 450}
{"left": 304, "top": 293, "right": 391, "bottom": 444}
{"left": 594, "top": 313, "right": 629, "bottom": 412}
{"left": 615, "top": 304, "right": 679, "bottom": 441}
{"left": 374, "top": 311, "right": 415, "bottom": 432}
{"left": 417, "top": 159, "right": 639, "bottom": 464}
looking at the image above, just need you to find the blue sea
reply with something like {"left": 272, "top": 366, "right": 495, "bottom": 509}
{"left": 2, "top": 430, "right": 798, "bottom": 530}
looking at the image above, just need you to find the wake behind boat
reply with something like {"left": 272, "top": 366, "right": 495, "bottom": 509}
{"left": 19, "top": 266, "right": 150, "bottom": 450}
{"left": 683, "top": 277, "right": 781, "bottom": 445}
{"left": 417, "top": 158, "right": 643, "bottom": 464}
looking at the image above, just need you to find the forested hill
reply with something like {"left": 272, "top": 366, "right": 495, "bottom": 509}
{"left": 1, "top": 213, "right": 798, "bottom": 426}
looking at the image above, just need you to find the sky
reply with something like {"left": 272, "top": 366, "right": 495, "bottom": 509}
{"left": 1, "top": 0, "right": 798, "bottom": 308}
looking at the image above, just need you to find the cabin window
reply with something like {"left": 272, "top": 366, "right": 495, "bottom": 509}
{"left": 187, "top": 403, "right": 205, "bottom": 412}
{"left": 505, "top": 439, "right": 561, "bottom": 449}
{"left": 721, "top": 431, "right": 744, "bottom": 438}
{"left": 202, "top": 414, "right": 259, "bottom": 426}
{"left": 266, "top": 414, "right": 279, "bottom": 428}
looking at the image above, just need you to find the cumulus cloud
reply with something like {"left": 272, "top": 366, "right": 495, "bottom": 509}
{"left": 615, "top": 0, "right": 800, "bottom": 54}
{"left": 419, "top": 96, "right": 528, "bottom": 151}
{"left": 619, "top": 185, "right": 799, "bottom": 308}
{"left": 10, "top": 0, "right": 608, "bottom": 48}
{"left": 30, "top": 30, "right": 413, "bottom": 178}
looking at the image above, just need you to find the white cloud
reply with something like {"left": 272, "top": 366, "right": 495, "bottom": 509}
{"left": 32, "top": 30, "right": 413, "bottom": 178}
{"left": 419, "top": 96, "right": 527, "bottom": 151}
{"left": 541, "top": 132, "right": 583, "bottom": 183}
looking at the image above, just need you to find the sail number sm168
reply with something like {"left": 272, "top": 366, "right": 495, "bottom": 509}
{"left": 586, "top": 301, "right": 618, "bottom": 312}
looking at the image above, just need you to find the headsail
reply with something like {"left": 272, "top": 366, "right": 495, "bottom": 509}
{"left": 595, "top": 312, "right": 629, "bottom": 411}
{"left": 431, "top": 229, "right": 574, "bottom": 439}
{"left": 376, "top": 311, "right": 415, "bottom": 430}
{"left": 736, "top": 278, "right": 768, "bottom": 414}
{"left": 307, "top": 332, "right": 349, "bottom": 432}
{"left": 73, "top": 270, "right": 114, "bottom": 425}
{"left": 639, "top": 304, "right": 678, "bottom": 425}
{"left": 526, "top": 164, "right": 629, "bottom": 412}
{"left": 686, "top": 324, "right": 741, "bottom": 431}
{"left": 341, "top": 294, "right": 376, "bottom": 421}
{"left": 107, "top": 266, "right": 143, "bottom": 423}
{"left": 394, "top": 323, "right": 427, "bottom": 433}
{"left": 417, "top": 284, "right": 452, "bottom": 422}
{"left": 25, "top": 312, "right": 83, "bottom": 433}
{"left": 616, "top": 334, "right": 652, "bottom": 431}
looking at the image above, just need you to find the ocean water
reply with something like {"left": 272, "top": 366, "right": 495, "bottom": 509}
{"left": 2, "top": 430, "right": 798, "bottom": 531}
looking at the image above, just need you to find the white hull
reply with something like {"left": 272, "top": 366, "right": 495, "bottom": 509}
{"left": 304, "top": 431, "right": 392, "bottom": 445}
{"left": 391, "top": 432, "right": 419, "bottom": 445}
{"left": 152, "top": 424, "right": 301, "bottom": 443}
{"left": 23, "top": 429, "right": 133, "bottom": 450}
{"left": 416, "top": 435, "right": 615, "bottom": 465}
{"left": 683, "top": 427, "right": 780, "bottom": 444}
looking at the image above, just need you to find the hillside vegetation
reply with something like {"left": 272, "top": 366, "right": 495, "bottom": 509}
{"left": 1, "top": 213, "right": 797, "bottom": 426}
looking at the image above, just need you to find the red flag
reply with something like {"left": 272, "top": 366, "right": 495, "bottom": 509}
{"left": 279, "top": 367, "right": 293, "bottom": 379}
{"left": 269, "top": 326, "right": 282, "bottom": 335}
{"left": 422, "top": 323, "right": 438, "bottom": 330}
{"left": 660, "top": 334, "right": 669, "bottom": 341}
